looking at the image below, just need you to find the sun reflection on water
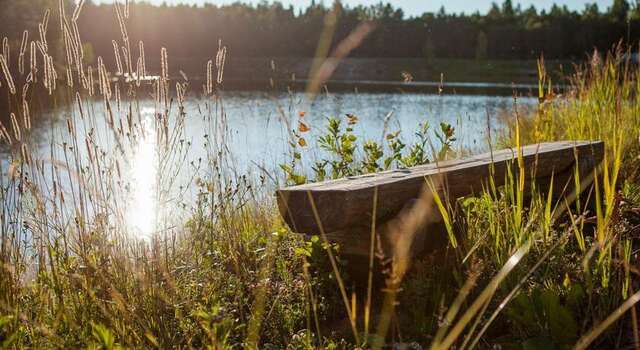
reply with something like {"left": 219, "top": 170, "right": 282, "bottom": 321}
{"left": 128, "top": 108, "right": 158, "bottom": 240}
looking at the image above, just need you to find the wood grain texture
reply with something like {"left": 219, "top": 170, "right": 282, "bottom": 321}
{"left": 277, "top": 141, "right": 604, "bottom": 237}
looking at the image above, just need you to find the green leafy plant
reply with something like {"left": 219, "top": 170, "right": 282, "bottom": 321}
{"left": 193, "top": 306, "right": 235, "bottom": 349}
{"left": 90, "top": 323, "right": 124, "bottom": 350}
{"left": 402, "top": 122, "right": 431, "bottom": 167}
{"left": 317, "top": 116, "right": 359, "bottom": 178}
{"left": 435, "top": 122, "right": 456, "bottom": 160}
{"left": 383, "top": 131, "right": 406, "bottom": 169}
{"left": 362, "top": 140, "right": 384, "bottom": 173}
{"left": 506, "top": 286, "right": 584, "bottom": 348}
{"left": 281, "top": 116, "right": 455, "bottom": 183}
{"left": 280, "top": 162, "right": 307, "bottom": 185}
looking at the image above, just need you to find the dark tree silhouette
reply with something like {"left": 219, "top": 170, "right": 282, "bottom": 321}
{"left": 0, "top": 0, "right": 637, "bottom": 75}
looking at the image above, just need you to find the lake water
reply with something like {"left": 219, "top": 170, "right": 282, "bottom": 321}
{"left": 2, "top": 90, "right": 537, "bottom": 239}
{"left": 17, "top": 90, "right": 537, "bottom": 170}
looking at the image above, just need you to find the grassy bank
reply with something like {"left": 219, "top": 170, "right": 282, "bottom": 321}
{"left": 1, "top": 4, "right": 640, "bottom": 350}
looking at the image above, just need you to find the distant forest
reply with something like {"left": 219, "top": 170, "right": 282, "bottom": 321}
{"left": 1, "top": 0, "right": 640, "bottom": 62}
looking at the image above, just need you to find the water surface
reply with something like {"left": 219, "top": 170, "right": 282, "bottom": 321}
{"left": 2, "top": 90, "right": 536, "bottom": 239}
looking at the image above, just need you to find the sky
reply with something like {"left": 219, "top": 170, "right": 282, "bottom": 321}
{"left": 94, "top": 0, "right": 615, "bottom": 17}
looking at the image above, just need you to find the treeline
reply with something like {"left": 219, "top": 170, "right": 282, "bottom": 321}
{"left": 1, "top": 0, "right": 640, "bottom": 62}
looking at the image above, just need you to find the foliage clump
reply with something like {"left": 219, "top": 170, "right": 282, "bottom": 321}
{"left": 281, "top": 114, "right": 456, "bottom": 185}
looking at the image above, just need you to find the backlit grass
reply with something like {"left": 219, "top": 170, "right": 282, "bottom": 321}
{"left": 1, "top": 2, "right": 640, "bottom": 349}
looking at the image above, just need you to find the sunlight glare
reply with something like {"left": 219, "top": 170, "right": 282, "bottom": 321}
{"left": 128, "top": 108, "right": 158, "bottom": 240}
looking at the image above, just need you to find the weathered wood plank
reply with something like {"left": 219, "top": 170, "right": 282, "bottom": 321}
{"left": 277, "top": 141, "right": 604, "bottom": 239}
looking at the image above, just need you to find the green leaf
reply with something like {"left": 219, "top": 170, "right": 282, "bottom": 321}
{"left": 506, "top": 292, "right": 538, "bottom": 329}
{"left": 91, "top": 322, "right": 116, "bottom": 350}
{"left": 539, "top": 290, "right": 578, "bottom": 345}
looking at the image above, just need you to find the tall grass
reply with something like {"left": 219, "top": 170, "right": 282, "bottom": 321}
{"left": 0, "top": 2, "right": 639, "bottom": 349}
{"left": 0, "top": 2, "right": 321, "bottom": 348}
{"left": 421, "top": 50, "right": 640, "bottom": 349}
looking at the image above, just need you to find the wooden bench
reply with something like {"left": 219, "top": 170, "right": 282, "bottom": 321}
{"left": 276, "top": 141, "right": 604, "bottom": 256}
